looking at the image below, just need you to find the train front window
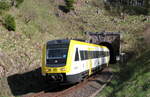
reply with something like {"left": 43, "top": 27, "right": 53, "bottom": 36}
{"left": 47, "top": 48, "right": 68, "bottom": 59}
{"left": 46, "top": 48, "right": 68, "bottom": 67}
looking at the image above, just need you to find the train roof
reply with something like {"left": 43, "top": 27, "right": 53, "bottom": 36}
{"left": 47, "top": 39, "right": 85, "bottom": 45}
{"left": 46, "top": 39, "right": 109, "bottom": 50}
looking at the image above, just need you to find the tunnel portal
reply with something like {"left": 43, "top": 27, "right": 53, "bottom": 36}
{"left": 86, "top": 32, "right": 120, "bottom": 64}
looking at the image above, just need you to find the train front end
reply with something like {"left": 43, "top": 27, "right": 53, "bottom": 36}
{"left": 42, "top": 39, "right": 70, "bottom": 82}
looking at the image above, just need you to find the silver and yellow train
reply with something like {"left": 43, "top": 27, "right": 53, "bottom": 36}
{"left": 42, "top": 39, "right": 110, "bottom": 83}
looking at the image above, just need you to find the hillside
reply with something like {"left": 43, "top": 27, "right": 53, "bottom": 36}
{"left": 97, "top": 25, "right": 150, "bottom": 97}
{"left": 97, "top": 49, "right": 150, "bottom": 97}
{"left": 0, "top": 0, "right": 150, "bottom": 97}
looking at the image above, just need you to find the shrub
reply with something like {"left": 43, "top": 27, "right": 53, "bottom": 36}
{"left": 11, "top": 0, "right": 24, "bottom": 7}
{"left": 0, "top": 1, "right": 11, "bottom": 11}
{"left": 4, "top": 15, "right": 16, "bottom": 31}
{"left": 15, "top": 0, "right": 24, "bottom": 7}
{"left": 104, "top": 0, "right": 150, "bottom": 15}
{"left": 65, "top": 0, "right": 75, "bottom": 12}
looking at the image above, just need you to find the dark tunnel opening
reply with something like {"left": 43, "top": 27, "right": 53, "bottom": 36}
{"left": 99, "top": 42, "right": 116, "bottom": 64}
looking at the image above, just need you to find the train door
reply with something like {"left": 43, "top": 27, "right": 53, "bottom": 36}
{"left": 42, "top": 44, "right": 46, "bottom": 76}
{"left": 88, "top": 47, "right": 92, "bottom": 76}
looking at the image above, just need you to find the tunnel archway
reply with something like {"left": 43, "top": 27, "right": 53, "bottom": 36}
{"left": 99, "top": 42, "right": 116, "bottom": 64}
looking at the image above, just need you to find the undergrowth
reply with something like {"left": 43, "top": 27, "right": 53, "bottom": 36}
{"left": 3, "top": 14, "right": 16, "bottom": 31}
{"left": 97, "top": 49, "right": 150, "bottom": 97}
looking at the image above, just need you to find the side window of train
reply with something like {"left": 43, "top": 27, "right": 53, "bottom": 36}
{"left": 102, "top": 51, "right": 109, "bottom": 57}
{"left": 107, "top": 52, "right": 110, "bottom": 56}
{"left": 100, "top": 51, "right": 103, "bottom": 57}
{"left": 84, "top": 51, "right": 88, "bottom": 60}
{"left": 75, "top": 48, "right": 79, "bottom": 61}
{"left": 91, "top": 51, "right": 94, "bottom": 58}
{"left": 106, "top": 51, "right": 109, "bottom": 56}
{"left": 102, "top": 51, "right": 105, "bottom": 57}
{"left": 80, "top": 51, "right": 84, "bottom": 60}
{"left": 88, "top": 51, "right": 92, "bottom": 59}
{"left": 94, "top": 51, "right": 97, "bottom": 58}
{"left": 96, "top": 51, "right": 99, "bottom": 58}
{"left": 103, "top": 51, "right": 107, "bottom": 57}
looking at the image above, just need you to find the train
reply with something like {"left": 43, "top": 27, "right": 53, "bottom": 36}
{"left": 41, "top": 39, "right": 110, "bottom": 83}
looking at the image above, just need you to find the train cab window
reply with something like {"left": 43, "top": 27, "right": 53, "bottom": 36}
{"left": 75, "top": 48, "right": 79, "bottom": 61}
{"left": 47, "top": 48, "right": 68, "bottom": 59}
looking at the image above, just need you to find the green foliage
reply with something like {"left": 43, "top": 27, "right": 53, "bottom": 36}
{"left": 11, "top": 0, "right": 24, "bottom": 7}
{"left": 0, "top": 1, "right": 11, "bottom": 11}
{"left": 15, "top": 0, "right": 24, "bottom": 7}
{"left": 4, "top": 14, "right": 16, "bottom": 31}
{"left": 65, "top": 0, "right": 75, "bottom": 12}
{"left": 104, "top": 0, "right": 150, "bottom": 15}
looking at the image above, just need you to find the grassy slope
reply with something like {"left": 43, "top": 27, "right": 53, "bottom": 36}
{"left": 97, "top": 49, "right": 150, "bottom": 97}
{"left": 0, "top": 0, "right": 149, "bottom": 97}
{"left": 0, "top": 0, "right": 148, "bottom": 76}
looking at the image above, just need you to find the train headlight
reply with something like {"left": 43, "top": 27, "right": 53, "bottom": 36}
{"left": 60, "top": 68, "right": 66, "bottom": 71}
{"left": 45, "top": 69, "right": 49, "bottom": 72}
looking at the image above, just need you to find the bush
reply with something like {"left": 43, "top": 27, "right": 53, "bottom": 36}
{"left": 11, "top": 0, "right": 24, "bottom": 7}
{"left": 15, "top": 0, "right": 24, "bottom": 7}
{"left": 4, "top": 15, "right": 16, "bottom": 31}
{"left": 104, "top": 0, "right": 150, "bottom": 15}
{"left": 65, "top": 0, "right": 75, "bottom": 12}
{"left": 0, "top": 1, "right": 11, "bottom": 11}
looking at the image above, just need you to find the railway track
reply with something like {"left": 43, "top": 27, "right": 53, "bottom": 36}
{"left": 22, "top": 67, "right": 112, "bottom": 97}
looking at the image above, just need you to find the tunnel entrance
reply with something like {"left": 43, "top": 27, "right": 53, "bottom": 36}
{"left": 86, "top": 31, "right": 120, "bottom": 64}
{"left": 99, "top": 42, "right": 116, "bottom": 64}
